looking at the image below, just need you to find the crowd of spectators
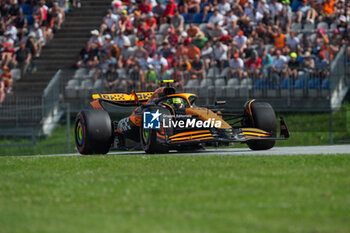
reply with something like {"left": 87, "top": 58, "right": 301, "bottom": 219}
{"left": 79, "top": 0, "right": 348, "bottom": 93}
{"left": 0, "top": 0, "right": 76, "bottom": 105}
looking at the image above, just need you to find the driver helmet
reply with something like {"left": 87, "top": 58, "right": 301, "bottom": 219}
{"left": 169, "top": 97, "right": 185, "bottom": 109}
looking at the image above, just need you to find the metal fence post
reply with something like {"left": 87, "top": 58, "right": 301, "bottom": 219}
{"left": 67, "top": 103, "right": 71, "bottom": 153}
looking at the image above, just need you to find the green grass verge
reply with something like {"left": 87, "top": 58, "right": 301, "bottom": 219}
{"left": 0, "top": 154, "right": 349, "bottom": 233}
{"left": 0, "top": 103, "right": 349, "bottom": 156}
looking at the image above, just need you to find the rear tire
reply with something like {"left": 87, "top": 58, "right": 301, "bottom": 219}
{"left": 75, "top": 110, "right": 113, "bottom": 155}
{"left": 246, "top": 102, "right": 277, "bottom": 150}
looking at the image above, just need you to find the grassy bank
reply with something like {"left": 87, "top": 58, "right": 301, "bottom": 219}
{"left": 0, "top": 154, "right": 349, "bottom": 233}
{"left": 0, "top": 105, "right": 349, "bottom": 156}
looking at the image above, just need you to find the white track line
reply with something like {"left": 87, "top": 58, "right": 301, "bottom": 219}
{"left": 4, "top": 145, "right": 350, "bottom": 158}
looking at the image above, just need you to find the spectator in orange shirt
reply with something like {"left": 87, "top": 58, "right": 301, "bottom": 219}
{"left": 175, "top": 44, "right": 189, "bottom": 59}
{"left": 187, "top": 43, "right": 200, "bottom": 60}
{"left": 1, "top": 66, "right": 13, "bottom": 93}
{"left": 145, "top": 12, "right": 157, "bottom": 31}
{"left": 323, "top": 0, "right": 335, "bottom": 16}
{"left": 186, "top": 23, "right": 200, "bottom": 38}
{"left": 269, "top": 27, "right": 286, "bottom": 50}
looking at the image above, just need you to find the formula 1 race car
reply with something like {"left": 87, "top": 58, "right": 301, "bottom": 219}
{"left": 74, "top": 80, "right": 289, "bottom": 154}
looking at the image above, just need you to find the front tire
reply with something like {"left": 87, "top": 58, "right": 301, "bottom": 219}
{"left": 75, "top": 110, "right": 113, "bottom": 154}
{"left": 246, "top": 102, "right": 277, "bottom": 150}
{"left": 140, "top": 106, "right": 172, "bottom": 154}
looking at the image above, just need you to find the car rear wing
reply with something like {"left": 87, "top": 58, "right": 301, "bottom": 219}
{"left": 90, "top": 91, "right": 154, "bottom": 109}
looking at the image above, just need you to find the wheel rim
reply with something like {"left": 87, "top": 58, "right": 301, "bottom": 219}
{"left": 142, "top": 128, "right": 150, "bottom": 143}
{"left": 76, "top": 122, "right": 84, "bottom": 146}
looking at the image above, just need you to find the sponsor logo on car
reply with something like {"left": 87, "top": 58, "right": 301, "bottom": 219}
{"left": 143, "top": 110, "right": 162, "bottom": 129}
{"left": 143, "top": 111, "right": 221, "bottom": 129}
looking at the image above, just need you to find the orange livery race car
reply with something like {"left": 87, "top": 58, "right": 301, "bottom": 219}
{"left": 74, "top": 80, "right": 289, "bottom": 154}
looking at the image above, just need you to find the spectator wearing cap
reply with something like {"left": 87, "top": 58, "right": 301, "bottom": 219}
{"left": 118, "top": 39, "right": 135, "bottom": 68}
{"left": 193, "top": 32, "right": 208, "bottom": 49}
{"left": 190, "top": 54, "right": 205, "bottom": 79}
{"left": 26, "top": 32, "right": 38, "bottom": 59}
{"left": 119, "top": 10, "right": 133, "bottom": 33}
{"left": 31, "top": 23, "right": 44, "bottom": 57}
{"left": 271, "top": 50, "right": 288, "bottom": 81}
{"left": 5, "top": 21, "right": 18, "bottom": 42}
{"left": 337, "top": 15, "right": 347, "bottom": 37}
{"left": 315, "top": 27, "right": 329, "bottom": 54}
{"left": 234, "top": 30, "right": 247, "bottom": 53}
{"left": 2, "top": 32, "right": 15, "bottom": 48}
{"left": 228, "top": 53, "right": 245, "bottom": 81}
{"left": 103, "top": 34, "right": 114, "bottom": 52}
{"left": 145, "top": 12, "right": 157, "bottom": 31}
{"left": 166, "top": 28, "right": 178, "bottom": 47}
{"left": 244, "top": 0, "right": 254, "bottom": 20}
{"left": 246, "top": 50, "right": 262, "bottom": 80}
{"left": 101, "top": 9, "right": 119, "bottom": 36}
{"left": 89, "top": 29, "right": 102, "bottom": 46}
{"left": 170, "top": 10, "right": 184, "bottom": 33}
{"left": 134, "top": 41, "right": 148, "bottom": 60}
{"left": 314, "top": 51, "right": 329, "bottom": 79}
{"left": 213, "top": 39, "right": 228, "bottom": 69}
{"left": 207, "top": 9, "right": 224, "bottom": 30}
{"left": 13, "top": 40, "right": 32, "bottom": 77}
{"left": 288, "top": 52, "right": 300, "bottom": 81}
{"left": 302, "top": 51, "right": 314, "bottom": 74}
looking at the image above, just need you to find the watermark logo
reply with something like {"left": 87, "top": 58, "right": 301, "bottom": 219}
{"left": 143, "top": 110, "right": 161, "bottom": 129}
{"left": 143, "top": 110, "right": 222, "bottom": 129}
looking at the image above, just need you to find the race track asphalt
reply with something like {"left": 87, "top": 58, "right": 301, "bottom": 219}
{"left": 15, "top": 145, "right": 350, "bottom": 157}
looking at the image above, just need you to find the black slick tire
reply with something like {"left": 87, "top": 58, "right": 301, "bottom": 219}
{"left": 75, "top": 110, "right": 113, "bottom": 155}
{"left": 246, "top": 102, "right": 277, "bottom": 150}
